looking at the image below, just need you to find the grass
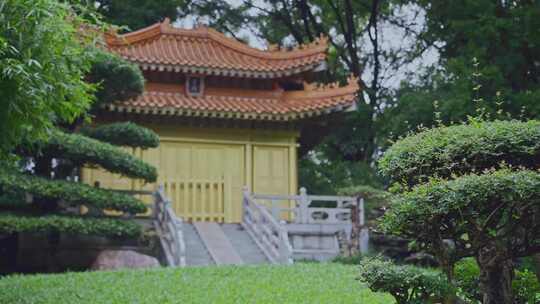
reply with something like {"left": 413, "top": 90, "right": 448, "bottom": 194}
{"left": 0, "top": 263, "right": 393, "bottom": 304}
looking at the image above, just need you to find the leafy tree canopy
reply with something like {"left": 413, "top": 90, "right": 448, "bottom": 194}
{"left": 382, "top": 0, "right": 540, "bottom": 139}
{"left": 0, "top": 0, "right": 98, "bottom": 154}
{"left": 90, "top": 0, "right": 184, "bottom": 31}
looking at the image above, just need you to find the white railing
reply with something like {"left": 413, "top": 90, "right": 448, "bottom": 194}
{"left": 244, "top": 187, "right": 368, "bottom": 261}
{"left": 153, "top": 185, "right": 186, "bottom": 267}
{"left": 252, "top": 188, "right": 358, "bottom": 225}
{"left": 242, "top": 187, "right": 293, "bottom": 264}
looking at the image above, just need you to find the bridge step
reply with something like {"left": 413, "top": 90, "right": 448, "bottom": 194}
{"left": 183, "top": 223, "right": 214, "bottom": 266}
{"left": 221, "top": 224, "right": 268, "bottom": 265}
{"left": 193, "top": 222, "right": 243, "bottom": 266}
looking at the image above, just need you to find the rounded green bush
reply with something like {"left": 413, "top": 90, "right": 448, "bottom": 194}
{"left": 81, "top": 122, "right": 159, "bottom": 149}
{"left": 379, "top": 120, "right": 540, "bottom": 186}
{"left": 0, "top": 212, "right": 141, "bottom": 237}
{"left": 29, "top": 130, "right": 158, "bottom": 182}
{"left": 0, "top": 171, "right": 147, "bottom": 214}
{"left": 359, "top": 256, "right": 454, "bottom": 304}
{"left": 380, "top": 169, "right": 540, "bottom": 254}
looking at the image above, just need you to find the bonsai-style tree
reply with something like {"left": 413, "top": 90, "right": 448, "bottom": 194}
{"left": 378, "top": 119, "right": 540, "bottom": 304}
{"left": 0, "top": 0, "right": 159, "bottom": 269}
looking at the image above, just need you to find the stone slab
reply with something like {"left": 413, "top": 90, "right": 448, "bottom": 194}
{"left": 193, "top": 222, "right": 243, "bottom": 266}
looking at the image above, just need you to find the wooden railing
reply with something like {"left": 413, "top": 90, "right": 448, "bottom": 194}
{"left": 242, "top": 187, "right": 293, "bottom": 264}
{"left": 153, "top": 185, "right": 186, "bottom": 267}
{"left": 162, "top": 179, "right": 226, "bottom": 222}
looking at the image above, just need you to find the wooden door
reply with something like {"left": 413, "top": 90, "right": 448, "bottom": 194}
{"left": 253, "top": 146, "right": 290, "bottom": 195}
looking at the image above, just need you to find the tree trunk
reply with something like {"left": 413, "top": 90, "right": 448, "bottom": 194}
{"left": 476, "top": 246, "right": 514, "bottom": 304}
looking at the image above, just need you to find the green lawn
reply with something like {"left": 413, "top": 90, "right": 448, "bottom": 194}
{"left": 0, "top": 263, "right": 393, "bottom": 304}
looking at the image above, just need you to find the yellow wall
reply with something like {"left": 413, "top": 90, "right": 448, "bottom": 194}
{"left": 82, "top": 124, "right": 299, "bottom": 223}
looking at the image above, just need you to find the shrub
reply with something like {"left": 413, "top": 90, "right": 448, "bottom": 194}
{"left": 454, "top": 258, "right": 482, "bottom": 302}
{"left": 0, "top": 212, "right": 141, "bottom": 237}
{"left": 80, "top": 122, "right": 159, "bottom": 149}
{"left": 359, "top": 257, "right": 454, "bottom": 304}
{"left": 25, "top": 130, "right": 157, "bottom": 182}
{"left": 0, "top": 171, "right": 147, "bottom": 214}
{"left": 379, "top": 120, "right": 540, "bottom": 187}
{"left": 513, "top": 269, "right": 540, "bottom": 304}
{"left": 380, "top": 169, "right": 540, "bottom": 264}
{"left": 379, "top": 119, "right": 540, "bottom": 303}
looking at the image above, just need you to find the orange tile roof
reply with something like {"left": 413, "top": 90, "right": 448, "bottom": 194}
{"left": 106, "top": 76, "right": 360, "bottom": 121}
{"left": 106, "top": 19, "right": 328, "bottom": 78}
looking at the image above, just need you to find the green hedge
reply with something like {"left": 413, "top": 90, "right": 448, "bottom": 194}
{"left": 359, "top": 257, "right": 453, "bottom": 304}
{"left": 38, "top": 131, "right": 157, "bottom": 182}
{"left": 380, "top": 169, "right": 540, "bottom": 249}
{"left": 379, "top": 120, "right": 540, "bottom": 186}
{"left": 80, "top": 122, "right": 159, "bottom": 149}
{"left": 0, "top": 212, "right": 141, "bottom": 237}
{"left": 0, "top": 171, "right": 147, "bottom": 214}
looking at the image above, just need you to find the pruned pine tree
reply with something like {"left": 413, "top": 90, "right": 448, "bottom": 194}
{"left": 0, "top": 38, "right": 155, "bottom": 242}
{"left": 379, "top": 120, "right": 540, "bottom": 304}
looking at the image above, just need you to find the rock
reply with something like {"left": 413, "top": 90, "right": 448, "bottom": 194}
{"left": 91, "top": 250, "right": 159, "bottom": 271}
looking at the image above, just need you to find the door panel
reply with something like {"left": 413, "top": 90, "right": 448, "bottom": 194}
{"left": 253, "top": 146, "right": 291, "bottom": 220}
{"left": 253, "top": 146, "right": 289, "bottom": 195}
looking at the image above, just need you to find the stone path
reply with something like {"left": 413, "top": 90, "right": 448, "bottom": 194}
{"left": 193, "top": 222, "right": 244, "bottom": 265}
{"left": 183, "top": 223, "right": 214, "bottom": 266}
{"left": 183, "top": 222, "right": 268, "bottom": 266}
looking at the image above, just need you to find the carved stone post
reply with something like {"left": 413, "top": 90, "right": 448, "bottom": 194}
{"left": 348, "top": 197, "right": 360, "bottom": 256}
{"left": 298, "top": 187, "right": 309, "bottom": 224}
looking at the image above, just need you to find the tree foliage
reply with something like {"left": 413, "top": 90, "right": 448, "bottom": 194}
{"left": 383, "top": 0, "right": 540, "bottom": 139}
{"left": 381, "top": 169, "right": 540, "bottom": 261}
{"left": 90, "top": 0, "right": 184, "bottom": 31}
{"left": 87, "top": 50, "right": 144, "bottom": 107}
{"left": 359, "top": 256, "right": 454, "bottom": 304}
{"left": 0, "top": 171, "right": 147, "bottom": 214}
{"left": 0, "top": 1, "right": 156, "bottom": 243}
{"left": 81, "top": 122, "right": 159, "bottom": 149}
{"left": 0, "top": 212, "right": 141, "bottom": 238}
{"left": 379, "top": 120, "right": 540, "bottom": 303}
{"left": 25, "top": 130, "right": 157, "bottom": 183}
{"left": 379, "top": 120, "right": 540, "bottom": 187}
{"left": 0, "top": 0, "right": 97, "bottom": 154}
